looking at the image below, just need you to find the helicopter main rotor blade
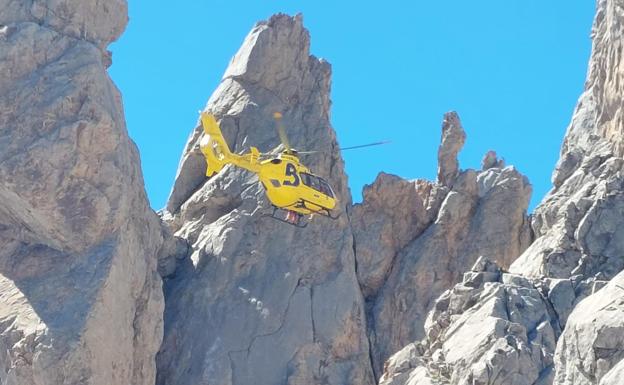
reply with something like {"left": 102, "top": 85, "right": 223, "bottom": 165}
{"left": 273, "top": 112, "right": 292, "bottom": 153}
{"left": 297, "top": 140, "right": 391, "bottom": 155}
{"left": 339, "top": 140, "right": 391, "bottom": 151}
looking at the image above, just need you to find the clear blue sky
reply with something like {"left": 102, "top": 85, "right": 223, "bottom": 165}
{"left": 110, "top": 1, "right": 595, "bottom": 211}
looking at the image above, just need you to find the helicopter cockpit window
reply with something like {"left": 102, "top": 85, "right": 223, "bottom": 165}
{"left": 318, "top": 178, "right": 334, "bottom": 198}
{"left": 301, "top": 172, "right": 334, "bottom": 198}
{"left": 301, "top": 173, "right": 319, "bottom": 190}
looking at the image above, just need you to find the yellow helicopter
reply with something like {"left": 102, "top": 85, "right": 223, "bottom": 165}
{"left": 199, "top": 111, "right": 388, "bottom": 227}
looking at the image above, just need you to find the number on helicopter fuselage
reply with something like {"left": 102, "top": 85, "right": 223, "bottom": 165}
{"left": 283, "top": 163, "right": 300, "bottom": 186}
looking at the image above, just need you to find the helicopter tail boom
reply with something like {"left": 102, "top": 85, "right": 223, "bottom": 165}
{"left": 199, "top": 112, "right": 261, "bottom": 176}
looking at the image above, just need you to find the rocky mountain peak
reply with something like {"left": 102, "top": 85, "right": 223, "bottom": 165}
{"left": 156, "top": 14, "right": 372, "bottom": 385}
{"left": 355, "top": 112, "right": 532, "bottom": 376}
{"left": 554, "top": 0, "right": 624, "bottom": 180}
{"left": 511, "top": 0, "right": 624, "bottom": 283}
{"left": 223, "top": 13, "right": 320, "bottom": 97}
{"left": 166, "top": 13, "right": 338, "bottom": 215}
{"left": 157, "top": 11, "right": 534, "bottom": 384}
{"left": 481, "top": 150, "right": 505, "bottom": 170}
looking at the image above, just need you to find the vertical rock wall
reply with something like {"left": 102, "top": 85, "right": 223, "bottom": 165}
{"left": 0, "top": 1, "right": 165, "bottom": 384}
{"left": 511, "top": 0, "right": 624, "bottom": 283}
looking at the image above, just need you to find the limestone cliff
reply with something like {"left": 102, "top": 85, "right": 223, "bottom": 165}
{"left": 0, "top": 1, "right": 165, "bottom": 384}
{"left": 511, "top": 0, "right": 624, "bottom": 285}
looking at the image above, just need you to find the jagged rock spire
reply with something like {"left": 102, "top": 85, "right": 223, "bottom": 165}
{"left": 437, "top": 111, "right": 466, "bottom": 186}
{"left": 157, "top": 14, "right": 373, "bottom": 385}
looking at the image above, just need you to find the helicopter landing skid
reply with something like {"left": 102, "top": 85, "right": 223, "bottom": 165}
{"left": 262, "top": 207, "right": 309, "bottom": 228}
{"left": 316, "top": 208, "right": 340, "bottom": 220}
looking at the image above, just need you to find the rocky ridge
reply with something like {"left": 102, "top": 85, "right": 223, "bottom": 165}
{"left": 379, "top": 0, "right": 624, "bottom": 384}
{"left": 353, "top": 114, "right": 532, "bottom": 376}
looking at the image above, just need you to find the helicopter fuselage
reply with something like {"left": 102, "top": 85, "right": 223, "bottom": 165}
{"left": 199, "top": 112, "right": 337, "bottom": 217}
{"left": 257, "top": 154, "right": 336, "bottom": 216}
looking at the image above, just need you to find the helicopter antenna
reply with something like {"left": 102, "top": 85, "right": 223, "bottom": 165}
{"left": 273, "top": 112, "right": 292, "bottom": 154}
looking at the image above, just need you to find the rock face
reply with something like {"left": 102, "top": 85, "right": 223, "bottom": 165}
{"left": 157, "top": 14, "right": 374, "bottom": 385}
{"left": 379, "top": 258, "right": 558, "bottom": 385}
{"left": 378, "top": 1, "right": 624, "bottom": 384}
{"left": 0, "top": 1, "right": 165, "bottom": 385}
{"left": 353, "top": 114, "right": 532, "bottom": 375}
{"left": 350, "top": 173, "right": 429, "bottom": 299}
{"left": 554, "top": 270, "right": 624, "bottom": 385}
{"left": 511, "top": 0, "right": 624, "bottom": 283}
{"left": 524, "top": 1, "right": 624, "bottom": 380}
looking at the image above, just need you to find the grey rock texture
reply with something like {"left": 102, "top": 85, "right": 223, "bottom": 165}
{"left": 7, "top": 2, "right": 619, "bottom": 385}
{"left": 554, "top": 270, "right": 624, "bottom": 385}
{"left": 0, "top": 1, "right": 165, "bottom": 385}
{"left": 350, "top": 173, "right": 429, "bottom": 299}
{"left": 481, "top": 150, "right": 505, "bottom": 170}
{"left": 379, "top": 258, "right": 558, "bottom": 385}
{"left": 355, "top": 114, "right": 532, "bottom": 375}
{"left": 157, "top": 14, "right": 374, "bottom": 385}
{"left": 599, "top": 358, "right": 624, "bottom": 385}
